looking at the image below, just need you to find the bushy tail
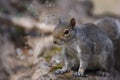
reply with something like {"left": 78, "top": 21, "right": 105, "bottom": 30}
{"left": 95, "top": 17, "right": 120, "bottom": 72}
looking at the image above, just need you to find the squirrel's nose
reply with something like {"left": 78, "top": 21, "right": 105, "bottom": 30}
{"left": 53, "top": 41, "right": 57, "bottom": 44}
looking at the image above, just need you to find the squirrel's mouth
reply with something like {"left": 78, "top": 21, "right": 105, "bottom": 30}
{"left": 53, "top": 40, "right": 64, "bottom": 46}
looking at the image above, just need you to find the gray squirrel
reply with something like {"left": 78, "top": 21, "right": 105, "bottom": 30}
{"left": 53, "top": 18, "right": 114, "bottom": 77}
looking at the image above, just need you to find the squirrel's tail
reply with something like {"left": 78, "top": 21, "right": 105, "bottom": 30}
{"left": 95, "top": 17, "right": 120, "bottom": 40}
{"left": 95, "top": 17, "right": 120, "bottom": 72}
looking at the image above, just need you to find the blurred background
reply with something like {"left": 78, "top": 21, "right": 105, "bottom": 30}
{"left": 0, "top": 0, "right": 120, "bottom": 80}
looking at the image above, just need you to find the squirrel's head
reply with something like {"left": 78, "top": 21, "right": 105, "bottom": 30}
{"left": 53, "top": 18, "right": 76, "bottom": 45}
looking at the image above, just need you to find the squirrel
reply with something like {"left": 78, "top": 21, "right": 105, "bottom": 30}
{"left": 95, "top": 17, "right": 120, "bottom": 72}
{"left": 53, "top": 18, "right": 114, "bottom": 77}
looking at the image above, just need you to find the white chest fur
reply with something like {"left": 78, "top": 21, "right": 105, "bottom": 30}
{"left": 64, "top": 40, "right": 81, "bottom": 58}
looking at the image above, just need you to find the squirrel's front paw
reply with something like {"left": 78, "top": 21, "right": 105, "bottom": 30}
{"left": 54, "top": 69, "right": 70, "bottom": 74}
{"left": 73, "top": 72, "right": 87, "bottom": 77}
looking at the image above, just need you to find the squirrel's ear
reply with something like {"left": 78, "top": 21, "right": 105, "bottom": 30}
{"left": 69, "top": 18, "right": 76, "bottom": 29}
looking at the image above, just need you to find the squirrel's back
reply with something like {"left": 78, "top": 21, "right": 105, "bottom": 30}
{"left": 72, "top": 23, "right": 113, "bottom": 60}
{"left": 77, "top": 23, "right": 109, "bottom": 43}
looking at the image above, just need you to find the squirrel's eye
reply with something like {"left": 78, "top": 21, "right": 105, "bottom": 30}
{"left": 64, "top": 29, "right": 70, "bottom": 36}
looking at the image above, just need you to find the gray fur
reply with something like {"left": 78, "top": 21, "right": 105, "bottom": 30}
{"left": 95, "top": 17, "right": 120, "bottom": 72}
{"left": 53, "top": 19, "right": 114, "bottom": 77}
